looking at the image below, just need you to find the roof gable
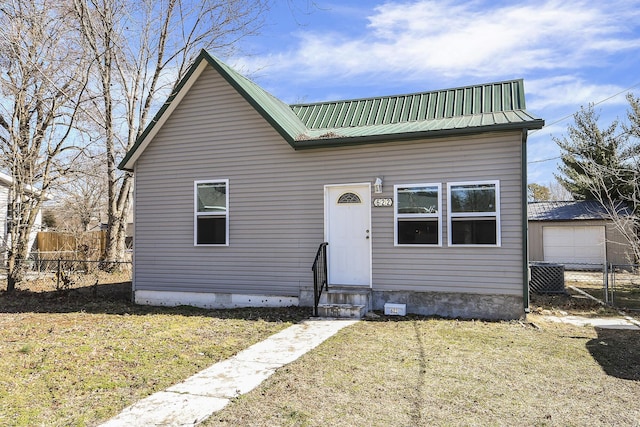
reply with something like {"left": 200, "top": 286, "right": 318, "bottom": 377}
{"left": 207, "top": 54, "right": 307, "bottom": 143}
{"left": 120, "top": 50, "right": 544, "bottom": 170}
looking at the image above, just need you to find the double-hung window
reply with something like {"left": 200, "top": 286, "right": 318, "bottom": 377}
{"left": 448, "top": 181, "right": 500, "bottom": 246}
{"left": 395, "top": 183, "right": 442, "bottom": 246}
{"left": 194, "top": 180, "right": 228, "bottom": 246}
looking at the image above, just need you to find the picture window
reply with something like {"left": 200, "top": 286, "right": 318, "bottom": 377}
{"left": 448, "top": 181, "right": 500, "bottom": 246}
{"left": 394, "top": 184, "right": 442, "bottom": 246}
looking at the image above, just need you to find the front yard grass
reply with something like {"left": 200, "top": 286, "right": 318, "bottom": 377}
{"left": 209, "top": 314, "right": 639, "bottom": 426}
{"left": 1, "top": 281, "right": 639, "bottom": 426}
{"left": 0, "top": 283, "right": 309, "bottom": 426}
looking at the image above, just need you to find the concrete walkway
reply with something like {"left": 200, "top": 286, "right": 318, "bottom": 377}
{"left": 101, "top": 318, "right": 358, "bottom": 427}
{"left": 542, "top": 314, "right": 640, "bottom": 330}
{"left": 543, "top": 286, "right": 640, "bottom": 330}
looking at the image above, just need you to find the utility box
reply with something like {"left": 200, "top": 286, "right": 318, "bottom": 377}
{"left": 384, "top": 303, "right": 406, "bottom": 316}
{"left": 529, "top": 262, "right": 566, "bottom": 294}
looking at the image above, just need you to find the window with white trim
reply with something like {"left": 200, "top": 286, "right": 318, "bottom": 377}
{"left": 394, "top": 183, "right": 442, "bottom": 245}
{"left": 194, "top": 180, "right": 228, "bottom": 245}
{"left": 448, "top": 181, "right": 500, "bottom": 246}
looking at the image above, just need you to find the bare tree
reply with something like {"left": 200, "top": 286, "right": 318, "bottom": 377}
{"left": 548, "top": 179, "right": 574, "bottom": 201}
{"left": 575, "top": 160, "right": 640, "bottom": 263}
{"left": 555, "top": 99, "right": 640, "bottom": 263}
{"left": 625, "top": 93, "right": 640, "bottom": 149}
{"left": 51, "top": 153, "right": 108, "bottom": 232}
{"left": 0, "top": 0, "right": 89, "bottom": 291}
{"left": 72, "top": 0, "right": 270, "bottom": 264}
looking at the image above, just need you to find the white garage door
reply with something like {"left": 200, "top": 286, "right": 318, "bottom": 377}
{"left": 543, "top": 226, "right": 605, "bottom": 264}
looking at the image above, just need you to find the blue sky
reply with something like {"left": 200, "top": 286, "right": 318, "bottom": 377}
{"left": 230, "top": 0, "right": 640, "bottom": 186}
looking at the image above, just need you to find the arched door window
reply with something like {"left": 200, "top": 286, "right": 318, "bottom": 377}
{"left": 337, "top": 192, "right": 362, "bottom": 204}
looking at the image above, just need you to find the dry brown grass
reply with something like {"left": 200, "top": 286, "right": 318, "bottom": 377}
{"left": 565, "top": 270, "right": 640, "bottom": 312}
{"left": 574, "top": 279, "right": 640, "bottom": 312}
{"left": 0, "top": 280, "right": 310, "bottom": 427}
{"left": 2, "top": 279, "right": 639, "bottom": 426}
{"left": 208, "top": 297, "right": 640, "bottom": 426}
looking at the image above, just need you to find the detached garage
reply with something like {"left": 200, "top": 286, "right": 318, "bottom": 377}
{"left": 542, "top": 225, "right": 605, "bottom": 264}
{"left": 529, "top": 201, "right": 632, "bottom": 265}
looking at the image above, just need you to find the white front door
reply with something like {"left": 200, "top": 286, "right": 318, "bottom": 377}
{"left": 325, "top": 184, "right": 371, "bottom": 286}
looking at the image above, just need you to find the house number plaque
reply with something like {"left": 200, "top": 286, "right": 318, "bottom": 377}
{"left": 373, "top": 198, "right": 393, "bottom": 207}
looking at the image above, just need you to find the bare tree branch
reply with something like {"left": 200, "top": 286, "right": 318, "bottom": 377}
{"left": 0, "top": 0, "right": 91, "bottom": 290}
{"left": 73, "top": 0, "right": 271, "bottom": 263}
{"left": 555, "top": 101, "right": 640, "bottom": 263}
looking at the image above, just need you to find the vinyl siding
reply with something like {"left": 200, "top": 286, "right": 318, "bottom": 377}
{"left": 133, "top": 65, "right": 525, "bottom": 297}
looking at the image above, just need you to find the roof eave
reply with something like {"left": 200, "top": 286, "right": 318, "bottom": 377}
{"left": 0, "top": 171, "right": 52, "bottom": 200}
{"left": 200, "top": 54, "right": 299, "bottom": 148}
{"left": 292, "top": 119, "right": 545, "bottom": 150}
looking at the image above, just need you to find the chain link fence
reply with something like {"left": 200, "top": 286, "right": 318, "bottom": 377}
{"left": 608, "top": 264, "right": 640, "bottom": 310}
{"left": 2, "top": 251, "right": 132, "bottom": 294}
{"left": 529, "top": 261, "right": 640, "bottom": 311}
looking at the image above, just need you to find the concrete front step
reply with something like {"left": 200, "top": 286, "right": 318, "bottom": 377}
{"left": 320, "top": 287, "right": 371, "bottom": 308}
{"left": 316, "top": 303, "right": 367, "bottom": 319}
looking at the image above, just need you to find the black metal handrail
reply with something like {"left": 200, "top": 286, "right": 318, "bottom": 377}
{"left": 311, "top": 242, "right": 329, "bottom": 316}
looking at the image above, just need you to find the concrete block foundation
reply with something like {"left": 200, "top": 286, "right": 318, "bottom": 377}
{"left": 371, "top": 290, "right": 524, "bottom": 320}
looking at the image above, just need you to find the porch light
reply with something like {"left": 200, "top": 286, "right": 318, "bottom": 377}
{"left": 374, "top": 177, "right": 383, "bottom": 194}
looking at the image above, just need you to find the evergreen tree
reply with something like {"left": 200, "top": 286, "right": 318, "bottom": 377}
{"left": 555, "top": 100, "right": 640, "bottom": 262}
{"left": 554, "top": 104, "right": 634, "bottom": 201}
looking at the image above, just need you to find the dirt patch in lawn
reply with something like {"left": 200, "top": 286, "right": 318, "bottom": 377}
{"left": 530, "top": 288, "right": 626, "bottom": 318}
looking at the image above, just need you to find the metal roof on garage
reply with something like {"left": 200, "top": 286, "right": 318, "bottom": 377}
{"left": 528, "top": 200, "right": 632, "bottom": 221}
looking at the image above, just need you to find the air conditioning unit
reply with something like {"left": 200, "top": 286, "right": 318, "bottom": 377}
{"left": 529, "top": 262, "right": 566, "bottom": 294}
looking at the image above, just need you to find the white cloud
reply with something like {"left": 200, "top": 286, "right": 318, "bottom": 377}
{"left": 230, "top": 0, "right": 640, "bottom": 185}
{"left": 239, "top": 0, "right": 640, "bottom": 83}
{"left": 526, "top": 76, "right": 630, "bottom": 111}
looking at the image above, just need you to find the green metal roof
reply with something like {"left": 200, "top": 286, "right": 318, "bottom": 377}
{"left": 119, "top": 50, "right": 544, "bottom": 170}
{"left": 209, "top": 56, "right": 308, "bottom": 142}
{"left": 296, "top": 110, "right": 542, "bottom": 141}
{"left": 292, "top": 81, "right": 527, "bottom": 129}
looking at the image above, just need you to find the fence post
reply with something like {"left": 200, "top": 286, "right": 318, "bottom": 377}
{"left": 603, "top": 261, "right": 609, "bottom": 305}
{"left": 56, "top": 258, "right": 61, "bottom": 290}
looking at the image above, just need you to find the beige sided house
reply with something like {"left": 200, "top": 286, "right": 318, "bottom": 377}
{"left": 119, "top": 50, "right": 544, "bottom": 320}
